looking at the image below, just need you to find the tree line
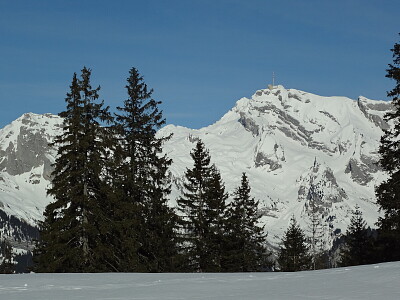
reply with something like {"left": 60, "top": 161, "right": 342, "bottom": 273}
{"left": 279, "top": 33, "right": 400, "bottom": 271}
{"left": 30, "top": 67, "right": 271, "bottom": 273}
{"left": 2, "top": 34, "right": 400, "bottom": 273}
{"left": 337, "top": 34, "right": 400, "bottom": 269}
{"left": 344, "top": 34, "right": 400, "bottom": 267}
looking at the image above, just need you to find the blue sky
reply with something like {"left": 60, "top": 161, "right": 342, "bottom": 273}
{"left": 0, "top": 0, "right": 399, "bottom": 129}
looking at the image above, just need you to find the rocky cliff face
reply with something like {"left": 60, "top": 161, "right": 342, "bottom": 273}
{"left": 0, "top": 113, "right": 61, "bottom": 179}
{"left": 0, "top": 113, "right": 62, "bottom": 262}
{"left": 0, "top": 85, "right": 392, "bottom": 251}
{"left": 158, "top": 85, "right": 391, "bottom": 244}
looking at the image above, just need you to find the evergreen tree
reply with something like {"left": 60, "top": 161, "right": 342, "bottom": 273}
{"left": 278, "top": 216, "right": 312, "bottom": 272}
{"left": 34, "top": 67, "right": 115, "bottom": 272}
{"left": 177, "top": 140, "right": 212, "bottom": 271}
{"left": 375, "top": 34, "right": 400, "bottom": 262}
{"left": 113, "top": 67, "right": 177, "bottom": 272}
{"left": 177, "top": 140, "right": 228, "bottom": 272}
{"left": 223, "top": 173, "right": 269, "bottom": 272}
{"left": 202, "top": 165, "right": 228, "bottom": 272}
{"left": 340, "top": 206, "right": 374, "bottom": 267}
{"left": 0, "top": 239, "right": 14, "bottom": 274}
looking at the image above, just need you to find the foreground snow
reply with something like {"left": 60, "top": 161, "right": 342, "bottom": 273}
{"left": 1, "top": 262, "right": 399, "bottom": 299}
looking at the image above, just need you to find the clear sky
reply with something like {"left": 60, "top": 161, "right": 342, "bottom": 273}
{"left": 1, "top": 0, "right": 399, "bottom": 129}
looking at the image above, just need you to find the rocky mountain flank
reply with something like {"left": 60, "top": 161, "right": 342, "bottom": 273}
{"left": 0, "top": 85, "right": 392, "bottom": 251}
{"left": 159, "top": 85, "right": 391, "bottom": 244}
{"left": 0, "top": 113, "right": 62, "bottom": 256}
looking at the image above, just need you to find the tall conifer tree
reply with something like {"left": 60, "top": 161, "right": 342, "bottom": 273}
{"left": 177, "top": 140, "right": 212, "bottom": 271}
{"left": 340, "top": 206, "right": 374, "bottom": 267}
{"left": 278, "top": 216, "right": 311, "bottom": 272}
{"left": 177, "top": 140, "right": 229, "bottom": 272}
{"left": 113, "top": 67, "right": 177, "bottom": 272}
{"left": 375, "top": 34, "right": 400, "bottom": 262}
{"left": 223, "top": 173, "right": 269, "bottom": 272}
{"left": 35, "top": 67, "right": 114, "bottom": 272}
{"left": 202, "top": 165, "right": 228, "bottom": 272}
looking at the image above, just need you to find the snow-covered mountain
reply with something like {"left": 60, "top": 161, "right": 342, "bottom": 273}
{"left": 0, "top": 113, "right": 62, "bottom": 258}
{"left": 0, "top": 85, "right": 392, "bottom": 251}
{"left": 158, "top": 85, "right": 391, "bottom": 244}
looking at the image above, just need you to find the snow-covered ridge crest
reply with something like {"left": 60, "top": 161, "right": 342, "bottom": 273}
{"left": 0, "top": 112, "right": 62, "bottom": 224}
{"left": 160, "top": 85, "right": 391, "bottom": 244}
{"left": 0, "top": 86, "right": 393, "bottom": 247}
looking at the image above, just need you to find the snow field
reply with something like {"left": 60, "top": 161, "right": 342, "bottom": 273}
{"left": 0, "top": 262, "right": 399, "bottom": 299}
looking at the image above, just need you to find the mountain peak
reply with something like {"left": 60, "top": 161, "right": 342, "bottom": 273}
{"left": 0, "top": 86, "right": 392, "bottom": 249}
{"left": 159, "top": 86, "right": 390, "bottom": 245}
{"left": 15, "top": 112, "right": 61, "bottom": 125}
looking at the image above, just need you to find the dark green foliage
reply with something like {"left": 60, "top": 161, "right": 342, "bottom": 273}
{"left": 313, "top": 250, "right": 332, "bottom": 270}
{"left": 340, "top": 206, "right": 374, "bottom": 267}
{"left": 0, "top": 240, "right": 14, "bottom": 274}
{"left": 34, "top": 67, "right": 177, "bottom": 273}
{"left": 13, "top": 251, "right": 34, "bottom": 273}
{"left": 177, "top": 146, "right": 269, "bottom": 272}
{"left": 177, "top": 140, "right": 228, "bottom": 272}
{"left": 202, "top": 166, "right": 229, "bottom": 272}
{"left": 278, "top": 216, "right": 312, "bottom": 272}
{"left": 177, "top": 140, "right": 212, "bottom": 271}
{"left": 223, "top": 173, "right": 270, "bottom": 272}
{"left": 113, "top": 67, "right": 177, "bottom": 272}
{"left": 375, "top": 34, "right": 400, "bottom": 262}
{"left": 0, "top": 209, "right": 39, "bottom": 242}
{"left": 34, "top": 67, "right": 115, "bottom": 272}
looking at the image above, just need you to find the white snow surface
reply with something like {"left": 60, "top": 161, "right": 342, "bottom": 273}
{"left": 0, "top": 262, "right": 399, "bottom": 299}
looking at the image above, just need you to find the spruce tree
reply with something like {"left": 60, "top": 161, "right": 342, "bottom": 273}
{"left": 223, "top": 173, "right": 269, "bottom": 272}
{"left": 375, "top": 34, "right": 400, "bottom": 262}
{"left": 278, "top": 216, "right": 311, "bottom": 272}
{"left": 177, "top": 140, "right": 212, "bottom": 271}
{"left": 202, "top": 165, "right": 228, "bottom": 272}
{"left": 177, "top": 140, "right": 229, "bottom": 272}
{"left": 34, "top": 67, "right": 115, "bottom": 272}
{"left": 340, "top": 206, "right": 374, "bottom": 267}
{"left": 113, "top": 67, "right": 177, "bottom": 272}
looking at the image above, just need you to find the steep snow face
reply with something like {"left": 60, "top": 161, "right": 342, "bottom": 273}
{"left": 158, "top": 85, "right": 391, "bottom": 245}
{"left": 0, "top": 113, "right": 62, "bottom": 227}
{"left": 0, "top": 86, "right": 392, "bottom": 247}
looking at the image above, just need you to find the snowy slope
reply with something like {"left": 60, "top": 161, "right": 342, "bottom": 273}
{"left": 0, "top": 113, "right": 62, "bottom": 252}
{"left": 0, "top": 85, "right": 392, "bottom": 248}
{"left": 0, "top": 262, "right": 399, "bottom": 299}
{"left": 158, "top": 85, "right": 391, "bottom": 245}
{"left": 0, "top": 113, "right": 62, "bottom": 222}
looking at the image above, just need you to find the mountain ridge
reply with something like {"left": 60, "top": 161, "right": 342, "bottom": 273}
{"left": 158, "top": 85, "right": 390, "bottom": 244}
{"left": 0, "top": 85, "right": 392, "bottom": 251}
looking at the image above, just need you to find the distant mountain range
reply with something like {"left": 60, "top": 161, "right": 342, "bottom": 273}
{"left": 0, "top": 85, "right": 392, "bottom": 258}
